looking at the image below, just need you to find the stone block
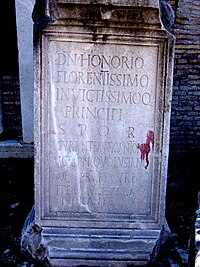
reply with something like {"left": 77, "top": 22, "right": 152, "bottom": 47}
{"left": 31, "top": 1, "right": 175, "bottom": 266}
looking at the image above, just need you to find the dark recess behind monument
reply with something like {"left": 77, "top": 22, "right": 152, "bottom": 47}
{"left": 0, "top": 0, "right": 19, "bottom": 75}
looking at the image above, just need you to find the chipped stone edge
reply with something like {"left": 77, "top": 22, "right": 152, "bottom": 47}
{"left": 21, "top": 206, "right": 52, "bottom": 267}
{"left": 195, "top": 193, "right": 200, "bottom": 266}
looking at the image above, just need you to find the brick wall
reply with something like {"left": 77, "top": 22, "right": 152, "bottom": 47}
{"left": 166, "top": 0, "right": 200, "bottom": 247}
{"left": 0, "top": 76, "right": 22, "bottom": 140}
{"left": 167, "top": 0, "right": 178, "bottom": 10}
{"left": 169, "top": 0, "right": 200, "bottom": 153}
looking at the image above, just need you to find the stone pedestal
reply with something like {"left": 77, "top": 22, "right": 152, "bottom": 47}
{"left": 33, "top": 1, "right": 175, "bottom": 266}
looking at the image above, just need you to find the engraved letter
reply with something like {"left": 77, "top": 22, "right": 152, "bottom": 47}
{"left": 65, "top": 106, "right": 72, "bottom": 118}
{"left": 128, "top": 127, "right": 135, "bottom": 139}
{"left": 58, "top": 122, "right": 65, "bottom": 134}
{"left": 135, "top": 57, "right": 144, "bottom": 69}
{"left": 142, "top": 92, "right": 151, "bottom": 105}
{"left": 78, "top": 123, "right": 87, "bottom": 136}
{"left": 98, "top": 125, "right": 110, "bottom": 137}
{"left": 55, "top": 52, "right": 66, "bottom": 65}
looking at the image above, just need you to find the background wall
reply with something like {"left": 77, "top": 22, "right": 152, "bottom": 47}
{"left": 1, "top": 76, "right": 22, "bottom": 140}
{"left": 165, "top": 0, "right": 200, "bottom": 247}
{"left": 168, "top": 0, "right": 200, "bottom": 152}
{"left": 0, "top": 0, "right": 22, "bottom": 141}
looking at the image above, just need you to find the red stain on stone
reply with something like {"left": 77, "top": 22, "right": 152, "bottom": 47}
{"left": 137, "top": 130, "right": 154, "bottom": 169}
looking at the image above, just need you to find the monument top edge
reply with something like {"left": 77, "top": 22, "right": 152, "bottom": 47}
{"left": 57, "top": 0, "right": 159, "bottom": 8}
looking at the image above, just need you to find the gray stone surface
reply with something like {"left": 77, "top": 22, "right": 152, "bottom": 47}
{"left": 15, "top": 0, "right": 35, "bottom": 143}
{"left": 195, "top": 193, "right": 200, "bottom": 266}
{"left": 160, "top": 0, "right": 175, "bottom": 32}
{"left": 0, "top": 141, "right": 34, "bottom": 158}
{"left": 150, "top": 219, "right": 188, "bottom": 266}
{"left": 57, "top": 0, "right": 159, "bottom": 6}
{"left": 32, "top": 1, "right": 175, "bottom": 266}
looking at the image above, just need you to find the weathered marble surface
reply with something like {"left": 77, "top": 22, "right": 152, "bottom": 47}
{"left": 32, "top": 0, "right": 175, "bottom": 266}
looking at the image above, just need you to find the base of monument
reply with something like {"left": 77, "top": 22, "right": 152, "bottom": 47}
{"left": 39, "top": 226, "right": 160, "bottom": 267}
{"left": 49, "top": 259, "right": 148, "bottom": 266}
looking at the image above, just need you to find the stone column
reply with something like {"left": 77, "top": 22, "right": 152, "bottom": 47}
{"left": 30, "top": 1, "right": 175, "bottom": 266}
{"left": 15, "top": 0, "right": 35, "bottom": 143}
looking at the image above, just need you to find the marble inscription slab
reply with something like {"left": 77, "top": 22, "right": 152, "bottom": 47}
{"left": 38, "top": 34, "right": 164, "bottom": 226}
